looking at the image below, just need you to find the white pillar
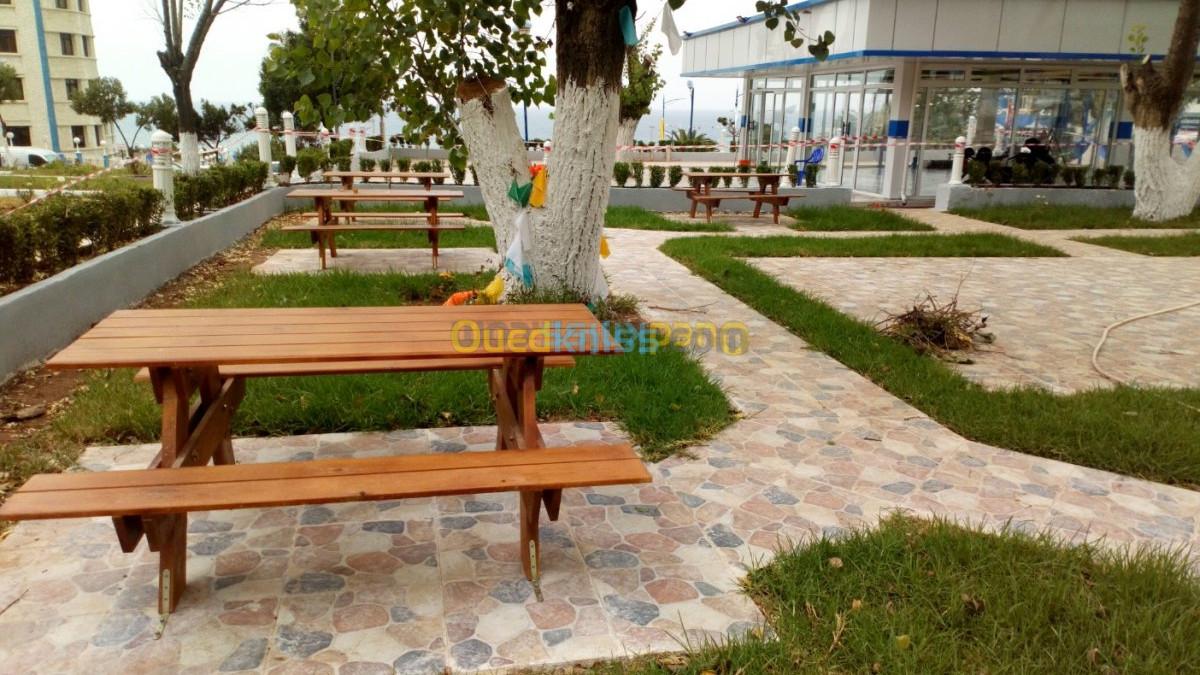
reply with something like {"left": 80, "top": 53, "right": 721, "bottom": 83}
{"left": 255, "top": 106, "right": 275, "bottom": 187}
{"left": 949, "top": 136, "right": 966, "bottom": 185}
{"left": 349, "top": 127, "right": 361, "bottom": 172}
{"left": 282, "top": 111, "right": 297, "bottom": 158}
{"left": 880, "top": 59, "right": 918, "bottom": 200}
{"left": 826, "top": 137, "right": 843, "bottom": 186}
{"left": 783, "top": 126, "right": 801, "bottom": 174}
{"left": 151, "top": 130, "right": 178, "bottom": 225}
{"left": 966, "top": 115, "right": 978, "bottom": 148}
{"left": 318, "top": 124, "right": 330, "bottom": 149}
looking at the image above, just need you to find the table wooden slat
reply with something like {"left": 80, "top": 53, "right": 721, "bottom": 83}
{"left": 286, "top": 189, "right": 463, "bottom": 200}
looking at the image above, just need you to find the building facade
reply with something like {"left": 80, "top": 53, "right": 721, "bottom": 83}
{"left": 681, "top": 0, "right": 1195, "bottom": 201}
{"left": 0, "top": 0, "right": 106, "bottom": 159}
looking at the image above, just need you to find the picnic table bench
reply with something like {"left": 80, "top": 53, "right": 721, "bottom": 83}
{"left": 679, "top": 172, "right": 800, "bottom": 224}
{"left": 0, "top": 305, "right": 649, "bottom": 616}
{"left": 285, "top": 188, "right": 465, "bottom": 269}
{"left": 324, "top": 170, "right": 451, "bottom": 190}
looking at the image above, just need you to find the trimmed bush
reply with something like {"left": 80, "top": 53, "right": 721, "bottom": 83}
{"left": 613, "top": 162, "right": 631, "bottom": 186}
{"left": 296, "top": 148, "right": 324, "bottom": 181}
{"left": 668, "top": 165, "right": 683, "bottom": 187}
{"left": 360, "top": 158, "right": 376, "bottom": 172}
{"left": 395, "top": 157, "right": 412, "bottom": 172}
{"left": 1123, "top": 168, "right": 1135, "bottom": 189}
{"left": 378, "top": 158, "right": 392, "bottom": 172}
{"left": 430, "top": 159, "right": 446, "bottom": 184}
{"left": 649, "top": 165, "right": 666, "bottom": 188}
{"left": 278, "top": 156, "right": 297, "bottom": 176}
{"left": 630, "top": 161, "right": 645, "bottom": 187}
{"left": 0, "top": 184, "right": 163, "bottom": 285}
{"left": 450, "top": 161, "right": 466, "bottom": 185}
{"left": 805, "top": 163, "right": 822, "bottom": 188}
{"left": 174, "top": 160, "right": 269, "bottom": 221}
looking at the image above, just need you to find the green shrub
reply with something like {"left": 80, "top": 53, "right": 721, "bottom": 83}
{"left": 1011, "top": 163, "right": 1030, "bottom": 185}
{"left": 450, "top": 161, "right": 466, "bottom": 185}
{"left": 328, "top": 138, "right": 353, "bottom": 159}
{"left": 668, "top": 165, "right": 683, "bottom": 187}
{"left": 613, "top": 161, "right": 631, "bottom": 186}
{"left": 378, "top": 158, "right": 392, "bottom": 172}
{"left": 395, "top": 157, "right": 412, "bottom": 172}
{"left": 805, "top": 163, "right": 822, "bottom": 188}
{"left": 174, "top": 161, "right": 268, "bottom": 221}
{"left": 278, "top": 156, "right": 297, "bottom": 176}
{"left": 430, "top": 159, "right": 446, "bottom": 184}
{"left": 360, "top": 158, "right": 376, "bottom": 172}
{"left": 0, "top": 184, "right": 163, "bottom": 284}
{"left": 335, "top": 156, "right": 352, "bottom": 172}
{"left": 296, "top": 148, "right": 324, "bottom": 181}
{"left": 630, "top": 161, "right": 645, "bottom": 187}
{"left": 1105, "top": 165, "right": 1124, "bottom": 188}
{"left": 412, "top": 160, "right": 431, "bottom": 174}
{"left": 1123, "top": 168, "right": 1135, "bottom": 189}
{"left": 649, "top": 165, "right": 666, "bottom": 188}
{"left": 966, "top": 159, "right": 987, "bottom": 185}
{"left": 737, "top": 163, "right": 751, "bottom": 187}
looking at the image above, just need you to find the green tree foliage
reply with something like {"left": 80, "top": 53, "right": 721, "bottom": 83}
{"left": 620, "top": 22, "right": 664, "bottom": 124}
{"left": 196, "top": 100, "right": 248, "bottom": 150}
{"left": 136, "top": 94, "right": 180, "bottom": 139}
{"left": 259, "top": 29, "right": 333, "bottom": 131}
{"left": 69, "top": 77, "right": 142, "bottom": 156}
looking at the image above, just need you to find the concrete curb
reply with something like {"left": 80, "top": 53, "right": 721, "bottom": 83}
{"left": 935, "top": 184, "right": 1136, "bottom": 211}
{"left": 0, "top": 187, "right": 289, "bottom": 383}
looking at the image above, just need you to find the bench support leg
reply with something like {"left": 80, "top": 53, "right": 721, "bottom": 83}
{"left": 157, "top": 514, "right": 188, "bottom": 615}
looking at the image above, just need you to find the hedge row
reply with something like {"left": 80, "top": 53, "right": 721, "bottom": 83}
{"left": 175, "top": 160, "right": 269, "bottom": 221}
{"left": 0, "top": 184, "right": 163, "bottom": 285}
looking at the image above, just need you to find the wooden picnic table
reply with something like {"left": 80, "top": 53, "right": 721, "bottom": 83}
{"left": 323, "top": 170, "right": 451, "bottom": 190}
{"left": 680, "top": 172, "right": 795, "bottom": 223}
{"left": 286, "top": 188, "right": 466, "bottom": 269}
{"left": 2, "top": 304, "right": 647, "bottom": 616}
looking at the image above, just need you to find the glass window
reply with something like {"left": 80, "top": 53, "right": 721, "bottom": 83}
{"left": 0, "top": 1, "right": 13, "bottom": 5}
{"left": 765, "top": 78, "right": 786, "bottom": 89}
{"left": 78, "top": 0, "right": 87, "bottom": 10}
{"left": 71, "top": 125, "right": 86, "bottom": 147}
{"left": 55, "top": 0, "right": 68, "bottom": 8}
{"left": 81, "top": 35, "right": 91, "bottom": 57}
{"left": 836, "top": 71, "right": 864, "bottom": 86}
{"left": 59, "top": 33, "right": 74, "bottom": 56}
{"left": 921, "top": 69, "right": 966, "bottom": 81}
{"left": 1023, "top": 68, "right": 1071, "bottom": 84}
{"left": 786, "top": 77, "right": 805, "bottom": 89}
{"left": 1075, "top": 70, "right": 1120, "bottom": 83}
{"left": 93, "top": 124, "right": 102, "bottom": 145}
{"left": 0, "top": 29, "right": 16, "bottom": 53}
{"left": 866, "top": 69, "right": 895, "bottom": 84}
{"left": 753, "top": 77, "right": 767, "bottom": 88}
{"left": 64, "top": 78, "right": 80, "bottom": 98}
{"left": 970, "top": 68, "right": 1020, "bottom": 83}
{"left": 811, "top": 74, "right": 836, "bottom": 88}
{"left": 7, "top": 77, "right": 22, "bottom": 100}
{"left": 7, "top": 125, "right": 30, "bottom": 146}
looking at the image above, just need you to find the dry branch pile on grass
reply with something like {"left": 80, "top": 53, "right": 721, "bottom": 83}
{"left": 878, "top": 293, "right": 994, "bottom": 363}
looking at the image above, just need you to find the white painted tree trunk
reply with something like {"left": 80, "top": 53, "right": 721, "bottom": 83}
{"left": 615, "top": 116, "right": 638, "bottom": 161}
{"left": 1132, "top": 125, "right": 1200, "bottom": 221}
{"left": 458, "top": 81, "right": 616, "bottom": 298}
{"left": 179, "top": 132, "right": 201, "bottom": 174}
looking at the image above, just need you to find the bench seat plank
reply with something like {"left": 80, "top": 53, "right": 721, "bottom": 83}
{"left": 281, "top": 223, "right": 467, "bottom": 233}
{"left": 298, "top": 212, "right": 466, "bottom": 220}
{"left": 1, "top": 444, "right": 649, "bottom": 520}
{"left": 131, "top": 356, "right": 575, "bottom": 382}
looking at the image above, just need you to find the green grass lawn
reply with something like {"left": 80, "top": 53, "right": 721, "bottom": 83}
{"left": 0, "top": 270, "right": 734, "bottom": 491}
{"left": 1076, "top": 232, "right": 1200, "bottom": 256}
{"left": 788, "top": 205, "right": 935, "bottom": 232}
{"left": 599, "top": 514, "right": 1200, "bottom": 674}
{"left": 605, "top": 205, "right": 733, "bottom": 232}
{"left": 952, "top": 205, "right": 1200, "bottom": 230}
{"left": 661, "top": 234, "right": 1200, "bottom": 487}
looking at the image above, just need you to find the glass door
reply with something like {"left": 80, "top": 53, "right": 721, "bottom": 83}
{"left": 854, "top": 89, "right": 891, "bottom": 193}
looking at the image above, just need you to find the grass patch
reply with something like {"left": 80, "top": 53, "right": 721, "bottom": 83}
{"left": 660, "top": 234, "right": 1200, "bottom": 486}
{"left": 952, "top": 205, "right": 1200, "bottom": 230}
{"left": 1075, "top": 232, "right": 1200, "bottom": 256}
{"left": 600, "top": 514, "right": 1200, "bottom": 674}
{"left": 260, "top": 222, "right": 497, "bottom": 250}
{"left": 788, "top": 205, "right": 934, "bottom": 232}
{"left": 605, "top": 205, "right": 733, "bottom": 232}
{"left": 0, "top": 270, "right": 733, "bottom": 489}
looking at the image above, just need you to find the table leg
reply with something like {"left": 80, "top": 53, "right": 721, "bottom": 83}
{"left": 138, "top": 366, "right": 246, "bottom": 614}
{"left": 428, "top": 228, "right": 440, "bottom": 269}
{"left": 489, "top": 356, "right": 550, "bottom": 582}
{"left": 342, "top": 177, "right": 353, "bottom": 190}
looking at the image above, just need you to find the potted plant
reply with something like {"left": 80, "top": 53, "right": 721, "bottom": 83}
{"left": 276, "top": 156, "right": 296, "bottom": 185}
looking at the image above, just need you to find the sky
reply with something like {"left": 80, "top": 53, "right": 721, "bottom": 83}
{"left": 93, "top": 0, "right": 769, "bottom": 142}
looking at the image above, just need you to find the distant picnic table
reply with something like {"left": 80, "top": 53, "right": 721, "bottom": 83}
{"left": 323, "top": 170, "right": 451, "bottom": 190}
{"left": 285, "top": 187, "right": 466, "bottom": 269}
{"left": 0, "top": 304, "right": 649, "bottom": 615}
{"left": 679, "top": 172, "right": 799, "bottom": 223}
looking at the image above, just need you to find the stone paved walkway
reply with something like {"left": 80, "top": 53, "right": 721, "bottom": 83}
{"left": 748, "top": 257, "right": 1200, "bottom": 392}
{"left": 1, "top": 215, "right": 1198, "bottom": 674}
{"left": 253, "top": 249, "right": 499, "bottom": 276}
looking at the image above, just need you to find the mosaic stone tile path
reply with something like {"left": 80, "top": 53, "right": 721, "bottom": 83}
{"left": 747, "top": 256, "right": 1200, "bottom": 392}
{"left": 2, "top": 217, "right": 1198, "bottom": 673}
{"left": 253, "top": 248, "right": 499, "bottom": 276}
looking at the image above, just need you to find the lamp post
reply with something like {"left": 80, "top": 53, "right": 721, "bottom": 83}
{"left": 687, "top": 80, "right": 695, "bottom": 135}
{"left": 72, "top": 136, "right": 82, "bottom": 164}
{"left": 660, "top": 94, "right": 686, "bottom": 142}
{"left": 100, "top": 139, "right": 108, "bottom": 168}
{"left": 519, "top": 22, "right": 532, "bottom": 145}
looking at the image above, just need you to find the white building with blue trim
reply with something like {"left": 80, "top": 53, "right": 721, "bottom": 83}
{"left": 681, "top": 0, "right": 1191, "bottom": 200}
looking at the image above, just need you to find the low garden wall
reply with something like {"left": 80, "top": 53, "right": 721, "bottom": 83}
{"left": 0, "top": 187, "right": 289, "bottom": 383}
{"left": 935, "top": 184, "right": 1135, "bottom": 211}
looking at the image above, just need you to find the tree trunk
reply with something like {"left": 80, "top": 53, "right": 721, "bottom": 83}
{"left": 173, "top": 79, "right": 201, "bottom": 174}
{"left": 455, "top": 0, "right": 630, "bottom": 299}
{"left": 1121, "top": 0, "right": 1200, "bottom": 221}
{"left": 615, "top": 116, "right": 639, "bottom": 161}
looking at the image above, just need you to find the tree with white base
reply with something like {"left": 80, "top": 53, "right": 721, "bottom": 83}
{"left": 616, "top": 23, "right": 665, "bottom": 160}
{"left": 1122, "top": 0, "right": 1200, "bottom": 221}
{"left": 282, "top": 0, "right": 832, "bottom": 298}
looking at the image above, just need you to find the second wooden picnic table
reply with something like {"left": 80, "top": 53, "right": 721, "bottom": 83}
{"left": 323, "top": 170, "right": 451, "bottom": 190}
{"left": 2, "top": 304, "right": 648, "bottom": 615}
{"left": 680, "top": 172, "right": 796, "bottom": 223}
{"left": 285, "top": 187, "right": 465, "bottom": 269}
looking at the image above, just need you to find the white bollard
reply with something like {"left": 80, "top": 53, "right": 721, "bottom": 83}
{"left": 783, "top": 126, "right": 801, "bottom": 179}
{"left": 826, "top": 137, "right": 843, "bottom": 186}
{"left": 949, "top": 135, "right": 966, "bottom": 185}
{"left": 282, "top": 111, "right": 297, "bottom": 158}
{"left": 349, "top": 128, "right": 360, "bottom": 172}
{"left": 256, "top": 106, "right": 275, "bottom": 186}
{"left": 151, "top": 130, "right": 178, "bottom": 225}
{"left": 966, "top": 115, "right": 978, "bottom": 149}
